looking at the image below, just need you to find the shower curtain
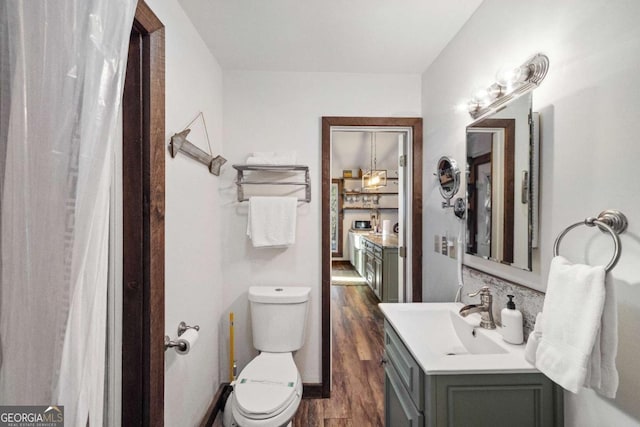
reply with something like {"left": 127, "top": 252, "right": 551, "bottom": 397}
{"left": 0, "top": 1, "right": 136, "bottom": 425}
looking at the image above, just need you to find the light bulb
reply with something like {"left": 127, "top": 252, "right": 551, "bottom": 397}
{"left": 496, "top": 65, "right": 530, "bottom": 89}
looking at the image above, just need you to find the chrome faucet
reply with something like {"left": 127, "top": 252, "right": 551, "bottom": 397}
{"left": 459, "top": 286, "right": 496, "bottom": 329}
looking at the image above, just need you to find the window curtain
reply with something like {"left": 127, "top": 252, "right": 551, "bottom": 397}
{"left": 0, "top": 1, "right": 136, "bottom": 426}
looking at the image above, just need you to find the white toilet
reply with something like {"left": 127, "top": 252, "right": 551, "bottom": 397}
{"left": 223, "top": 286, "right": 311, "bottom": 427}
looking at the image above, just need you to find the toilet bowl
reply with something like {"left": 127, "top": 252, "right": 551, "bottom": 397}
{"left": 223, "top": 286, "right": 310, "bottom": 427}
{"left": 223, "top": 353, "right": 302, "bottom": 427}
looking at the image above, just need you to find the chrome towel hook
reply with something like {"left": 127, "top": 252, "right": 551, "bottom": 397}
{"left": 553, "top": 210, "right": 628, "bottom": 272}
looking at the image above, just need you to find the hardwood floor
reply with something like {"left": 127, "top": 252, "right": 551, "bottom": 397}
{"left": 293, "top": 283, "right": 385, "bottom": 427}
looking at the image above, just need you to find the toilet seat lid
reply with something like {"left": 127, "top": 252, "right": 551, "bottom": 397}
{"left": 235, "top": 352, "right": 299, "bottom": 419}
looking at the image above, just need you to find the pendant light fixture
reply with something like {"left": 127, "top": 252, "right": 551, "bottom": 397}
{"left": 362, "top": 132, "right": 387, "bottom": 190}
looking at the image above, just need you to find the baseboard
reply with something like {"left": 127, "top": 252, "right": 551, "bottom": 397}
{"left": 199, "top": 382, "right": 232, "bottom": 427}
{"left": 302, "top": 383, "right": 324, "bottom": 399}
{"left": 199, "top": 381, "right": 323, "bottom": 426}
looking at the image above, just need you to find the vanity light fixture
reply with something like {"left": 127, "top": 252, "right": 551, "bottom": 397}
{"left": 468, "top": 53, "right": 549, "bottom": 119}
{"left": 362, "top": 132, "right": 387, "bottom": 190}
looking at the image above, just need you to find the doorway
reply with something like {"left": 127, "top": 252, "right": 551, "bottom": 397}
{"left": 120, "top": 2, "right": 165, "bottom": 425}
{"left": 321, "top": 117, "right": 423, "bottom": 397}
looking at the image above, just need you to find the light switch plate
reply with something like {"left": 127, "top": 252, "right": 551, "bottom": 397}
{"left": 441, "top": 236, "right": 448, "bottom": 256}
{"left": 434, "top": 235, "right": 440, "bottom": 252}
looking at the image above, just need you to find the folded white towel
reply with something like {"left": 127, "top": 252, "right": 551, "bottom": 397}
{"left": 535, "top": 256, "right": 618, "bottom": 398}
{"left": 524, "top": 312, "right": 543, "bottom": 365}
{"left": 247, "top": 196, "right": 297, "bottom": 248}
{"left": 246, "top": 151, "right": 297, "bottom": 165}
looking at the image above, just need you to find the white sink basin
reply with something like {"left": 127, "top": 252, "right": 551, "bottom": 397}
{"left": 448, "top": 310, "right": 507, "bottom": 355}
{"left": 379, "top": 302, "right": 536, "bottom": 374}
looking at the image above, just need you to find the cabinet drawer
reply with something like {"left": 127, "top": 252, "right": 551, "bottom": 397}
{"left": 384, "top": 321, "right": 424, "bottom": 411}
{"left": 374, "top": 244, "right": 383, "bottom": 259}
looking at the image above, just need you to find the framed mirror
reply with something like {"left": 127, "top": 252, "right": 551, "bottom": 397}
{"left": 437, "top": 156, "right": 460, "bottom": 206}
{"left": 465, "top": 93, "right": 535, "bottom": 271}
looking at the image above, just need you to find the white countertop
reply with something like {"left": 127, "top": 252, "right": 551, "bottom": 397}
{"left": 379, "top": 302, "right": 537, "bottom": 375}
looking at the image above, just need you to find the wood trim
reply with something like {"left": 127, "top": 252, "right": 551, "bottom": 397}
{"left": 321, "top": 116, "right": 423, "bottom": 398}
{"left": 199, "top": 383, "right": 232, "bottom": 427}
{"left": 122, "top": 2, "right": 165, "bottom": 426}
{"left": 302, "top": 383, "right": 324, "bottom": 399}
{"left": 122, "top": 26, "right": 144, "bottom": 426}
{"left": 468, "top": 118, "right": 515, "bottom": 264}
{"left": 468, "top": 153, "right": 491, "bottom": 254}
{"left": 331, "top": 178, "right": 344, "bottom": 257}
{"left": 134, "top": 0, "right": 164, "bottom": 33}
{"left": 321, "top": 118, "right": 332, "bottom": 398}
{"left": 411, "top": 119, "right": 423, "bottom": 303}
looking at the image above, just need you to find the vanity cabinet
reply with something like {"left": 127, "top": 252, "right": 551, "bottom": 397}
{"left": 383, "top": 321, "right": 563, "bottom": 427}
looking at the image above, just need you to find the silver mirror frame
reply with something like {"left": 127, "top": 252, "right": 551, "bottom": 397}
{"left": 437, "top": 156, "right": 461, "bottom": 208}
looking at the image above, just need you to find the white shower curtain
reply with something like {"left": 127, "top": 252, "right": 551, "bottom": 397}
{"left": 0, "top": 1, "right": 136, "bottom": 426}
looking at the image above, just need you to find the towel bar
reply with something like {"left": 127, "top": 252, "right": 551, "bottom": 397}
{"left": 553, "top": 210, "right": 628, "bottom": 272}
{"left": 232, "top": 164, "right": 311, "bottom": 202}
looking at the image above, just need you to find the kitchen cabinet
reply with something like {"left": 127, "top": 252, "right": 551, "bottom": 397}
{"left": 349, "top": 232, "right": 366, "bottom": 278}
{"left": 363, "top": 236, "right": 398, "bottom": 303}
{"left": 383, "top": 321, "right": 563, "bottom": 427}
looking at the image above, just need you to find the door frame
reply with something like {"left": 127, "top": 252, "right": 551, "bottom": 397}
{"left": 321, "top": 117, "right": 423, "bottom": 397}
{"left": 122, "top": 1, "right": 165, "bottom": 425}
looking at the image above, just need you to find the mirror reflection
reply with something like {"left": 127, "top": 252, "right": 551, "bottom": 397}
{"left": 465, "top": 93, "right": 533, "bottom": 271}
{"left": 437, "top": 156, "right": 460, "bottom": 201}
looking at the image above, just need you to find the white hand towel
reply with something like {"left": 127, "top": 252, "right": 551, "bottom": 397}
{"left": 524, "top": 312, "right": 543, "bottom": 365}
{"left": 247, "top": 196, "right": 297, "bottom": 247}
{"left": 535, "top": 256, "right": 618, "bottom": 398}
{"left": 584, "top": 275, "right": 619, "bottom": 398}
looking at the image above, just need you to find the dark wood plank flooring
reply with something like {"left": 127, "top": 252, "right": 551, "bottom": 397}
{"left": 293, "top": 283, "right": 385, "bottom": 426}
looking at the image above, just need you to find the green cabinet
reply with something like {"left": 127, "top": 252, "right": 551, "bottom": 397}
{"left": 385, "top": 358, "right": 424, "bottom": 427}
{"left": 383, "top": 321, "right": 563, "bottom": 427}
{"left": 364, "top": 238, "right": 398, "bottom": 303}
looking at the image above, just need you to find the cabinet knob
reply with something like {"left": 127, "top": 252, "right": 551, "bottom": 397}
{"left": 380, "top": 357, "right": 388, "bottom": 366}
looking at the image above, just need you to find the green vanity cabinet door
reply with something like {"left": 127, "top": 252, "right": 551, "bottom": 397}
{"left": 427, "top": 373, "right": 564, "bottom": 427}
{"left": 385, "top": 360, "right": 424, "bottom": 427}
{"left": 384, "top": 321, "right": 424, "bottom": 410}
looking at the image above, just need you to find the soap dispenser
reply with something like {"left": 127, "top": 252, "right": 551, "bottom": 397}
{"left": 501, "top": 295, "right": 524, "bottom": 344}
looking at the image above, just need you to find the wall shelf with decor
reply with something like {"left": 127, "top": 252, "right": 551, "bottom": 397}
{"left": 342, "top": 207, "right": 398, "bottom": 212}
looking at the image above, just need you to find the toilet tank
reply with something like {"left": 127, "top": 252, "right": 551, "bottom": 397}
{"left": 248, "top": 286, "right": 311, "bottom": 353}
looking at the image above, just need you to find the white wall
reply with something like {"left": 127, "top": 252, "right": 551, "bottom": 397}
{"left": 422, "top": 0, "right": 640, "bottom": 425}
{"left": 221, "top": 71, "right": 420, "bottom": 382}
{"left": 144, "top": 1, "right": 224, "bottom": 425}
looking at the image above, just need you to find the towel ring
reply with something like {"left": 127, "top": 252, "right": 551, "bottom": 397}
{"left": 553, "top": 210, "right": 627, "bottom": 272}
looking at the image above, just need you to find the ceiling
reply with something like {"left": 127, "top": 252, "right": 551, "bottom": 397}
{"left": 332, "top": 131, "right": 401, "bottom": 173}
{"left": 178, "top": 0, "right": 483, "bottom": 73}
